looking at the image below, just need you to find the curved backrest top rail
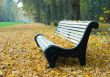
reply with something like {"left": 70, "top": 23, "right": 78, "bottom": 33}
{"left": 59, "top": 20, "right": 99, "bottom": 29}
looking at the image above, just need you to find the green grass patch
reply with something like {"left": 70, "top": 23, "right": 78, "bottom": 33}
{"left": 0, "top": 22, "right": 24, "bottom": 27}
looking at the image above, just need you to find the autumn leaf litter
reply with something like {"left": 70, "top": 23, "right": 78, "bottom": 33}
{"left": 0, "top": 23, "right": 110, "bottom": 77}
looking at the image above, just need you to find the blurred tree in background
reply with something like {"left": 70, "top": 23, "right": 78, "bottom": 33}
{"left": 22, "top": 0, "right": 110, "bottom": 24}
{"left": 0, "top": 0, "right": 26, "bottom": 22}
{"left": 0, "top": 0, "right": 110, "bottom": 24}
{"left": 22, "top": 0, "right": 80, "bottom": 24}
{"left": 80, "top": 0, "right": 110, "bottom": 23}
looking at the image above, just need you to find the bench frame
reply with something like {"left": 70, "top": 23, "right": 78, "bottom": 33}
{"left": 35, "top": 21, "right": 99, "bottom": 68}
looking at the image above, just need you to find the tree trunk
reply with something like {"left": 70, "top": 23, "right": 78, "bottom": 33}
{"left": 71, "top": 0, "right": 80, "bottom": 20}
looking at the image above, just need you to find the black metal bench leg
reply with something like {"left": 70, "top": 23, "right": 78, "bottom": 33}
{"left": 78, "top": 56, "right": 86, "bottom": 66}
{"left": 48, "top": 57, "right": 57, "bottom": 68}
{"left": 45, "top": 48, "right": 57, "bottom": 68}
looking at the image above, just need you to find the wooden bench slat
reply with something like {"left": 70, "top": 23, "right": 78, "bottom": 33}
{"left": 59, "top": 21, "right": 91, "bottom": 25}
{"left": 59, "top": 32, "right": 81, "bottom": 42}
{"left": 69, "top": 39, "right": 79, "bottom": 46}
{"left": 57, "top": 26, "right": 86, "bottom": 32}
{"left": 39, "top": 36, "right": 52, "bottom": 46}
{"left": 38, "top": 36, "right": 47, "bottom": 46}
{"left": 40, "top": 36, "right": 55, "bottom": 46}
{"left": 56, "top": 28, "right": 83, "bottom": 38}
{"left": 57, "top": 33, "right": 78, "bottom": 45}
{"left": 59, "top": 24, "right": 87, "bottom": 29}
{"left": 69, "top": 33, "right": 83, "bottom": 38}
{"left": 56, "top": 32, "right": 80, "bottom": 44}
{"left": 37, "top": 37, "right": 46, "bottom": 51}
{"left": 57, "top": 32, "right": 79, "bottom": 44}
{"left": 56, "top": 29, "right": 84, "bottom": 36}
{"left": 57, "top": 31, "right": 81, "bottom": 41}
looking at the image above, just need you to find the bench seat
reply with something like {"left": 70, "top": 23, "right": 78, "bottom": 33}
{"left": 36, "top": 34, "right": 56, "bottom": 51}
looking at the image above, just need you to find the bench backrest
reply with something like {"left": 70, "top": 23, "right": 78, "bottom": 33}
{"left": 56, "top": 20, "right": 99, "bottom": 47}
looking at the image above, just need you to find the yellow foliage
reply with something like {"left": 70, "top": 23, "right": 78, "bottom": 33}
{"left": 0, "top": 23, "right": 110, "bottom": 77}
{"left": 48, "top": 34, "right": 74, "bottom": 48}
{"left": 6, "top": 74, "right": 16, "bottom": 77}
{"left": 0, "top": 69, "right": 3, "bottom": 77}
{"left": 104, "top": 10, "right": 110, "bottom": 14}
{"left": 99, "top": 17, "right": 104, "bottom": 22}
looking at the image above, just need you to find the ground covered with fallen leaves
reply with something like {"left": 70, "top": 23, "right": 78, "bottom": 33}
{"left": 0, "top": 23, "right": 110, "bottom": 77}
